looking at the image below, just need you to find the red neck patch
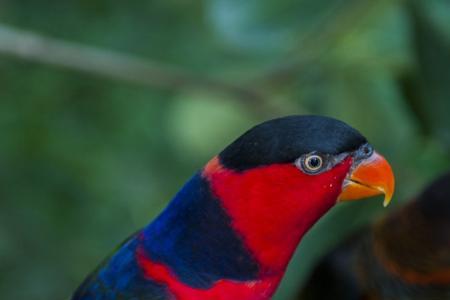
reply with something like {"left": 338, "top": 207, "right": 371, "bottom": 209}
{"left": 137, "top": 248, "right": 280, "bottom": 300}
{"left": 203, "top": 156, "right": 353, "bottom": 275}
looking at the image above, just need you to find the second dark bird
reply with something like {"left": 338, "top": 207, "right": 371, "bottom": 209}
{"left": 299, "top": 172, "right": 450, "bottom": 300}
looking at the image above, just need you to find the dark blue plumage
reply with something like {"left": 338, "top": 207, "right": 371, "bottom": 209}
{"left": 72, "top": 173, "right": 259, "bottom": 299}
{"left": 141, "top": 173, "right": 260, "bottom": 288}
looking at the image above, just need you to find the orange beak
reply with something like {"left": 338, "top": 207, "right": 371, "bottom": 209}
{"left": 338, "top": 151, "right": 395, "bottom": 207}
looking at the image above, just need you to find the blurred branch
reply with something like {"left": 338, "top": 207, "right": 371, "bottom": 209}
{"left": 0, "top": 24, "right": 275, "bottom": 113}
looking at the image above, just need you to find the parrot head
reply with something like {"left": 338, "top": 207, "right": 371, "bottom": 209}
{"left": 203, "top": 115, "right": 395, "bottom": 271}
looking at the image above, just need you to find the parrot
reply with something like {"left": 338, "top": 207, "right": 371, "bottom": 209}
{"left": 71, "top": 115, "right": 395, "bottom": 300}
{"left": 298, "top": 171, "right": 450, "bottom": 300}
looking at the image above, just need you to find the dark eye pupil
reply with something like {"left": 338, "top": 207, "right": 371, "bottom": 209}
{"left": 295, "top": 154, "right": 323, "bottom": 174}
{"left": 309, "top": 157, "right": 320, "bottom": 167}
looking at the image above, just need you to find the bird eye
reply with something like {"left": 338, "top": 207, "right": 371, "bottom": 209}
{"left": 360, "top": 143, "right": 374, "bottom": 158}
{"left": 296, "top": 153, "right": 325, "bottom": 174}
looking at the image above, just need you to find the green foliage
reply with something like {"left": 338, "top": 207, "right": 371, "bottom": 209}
{"left": 0, "top": 0, "right": 450, "bottom": 299}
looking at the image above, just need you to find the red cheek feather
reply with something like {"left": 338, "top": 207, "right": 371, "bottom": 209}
{"left": 203, "top": 156, "right": 353, "bottom": 274}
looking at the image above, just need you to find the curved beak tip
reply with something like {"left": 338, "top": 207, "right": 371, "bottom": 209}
{"left": 338, "top": 151, "right": 395, "bottom": 207}
{"left": 383, "top": 192, "right": 393, "bottom": 207}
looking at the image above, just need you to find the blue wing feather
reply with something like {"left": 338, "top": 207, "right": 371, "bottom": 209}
{"left": 72, "top": 233, "right": 169, "bottom": 300}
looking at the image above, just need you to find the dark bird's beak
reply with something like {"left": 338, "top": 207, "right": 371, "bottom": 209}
{"left": 338, "top": 151, "right": 395, "bottom": 207}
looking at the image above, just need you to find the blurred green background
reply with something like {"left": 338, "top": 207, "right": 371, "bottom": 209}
{"left": 1, "top": 0, "right": 450, "bottom": 299}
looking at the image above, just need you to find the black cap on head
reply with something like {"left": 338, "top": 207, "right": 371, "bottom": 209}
{"left": 417, "top": 172, "right": 450, "bottom": 220}
{"left": 219, "top": 115, "right": 367, "bottom": 171}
